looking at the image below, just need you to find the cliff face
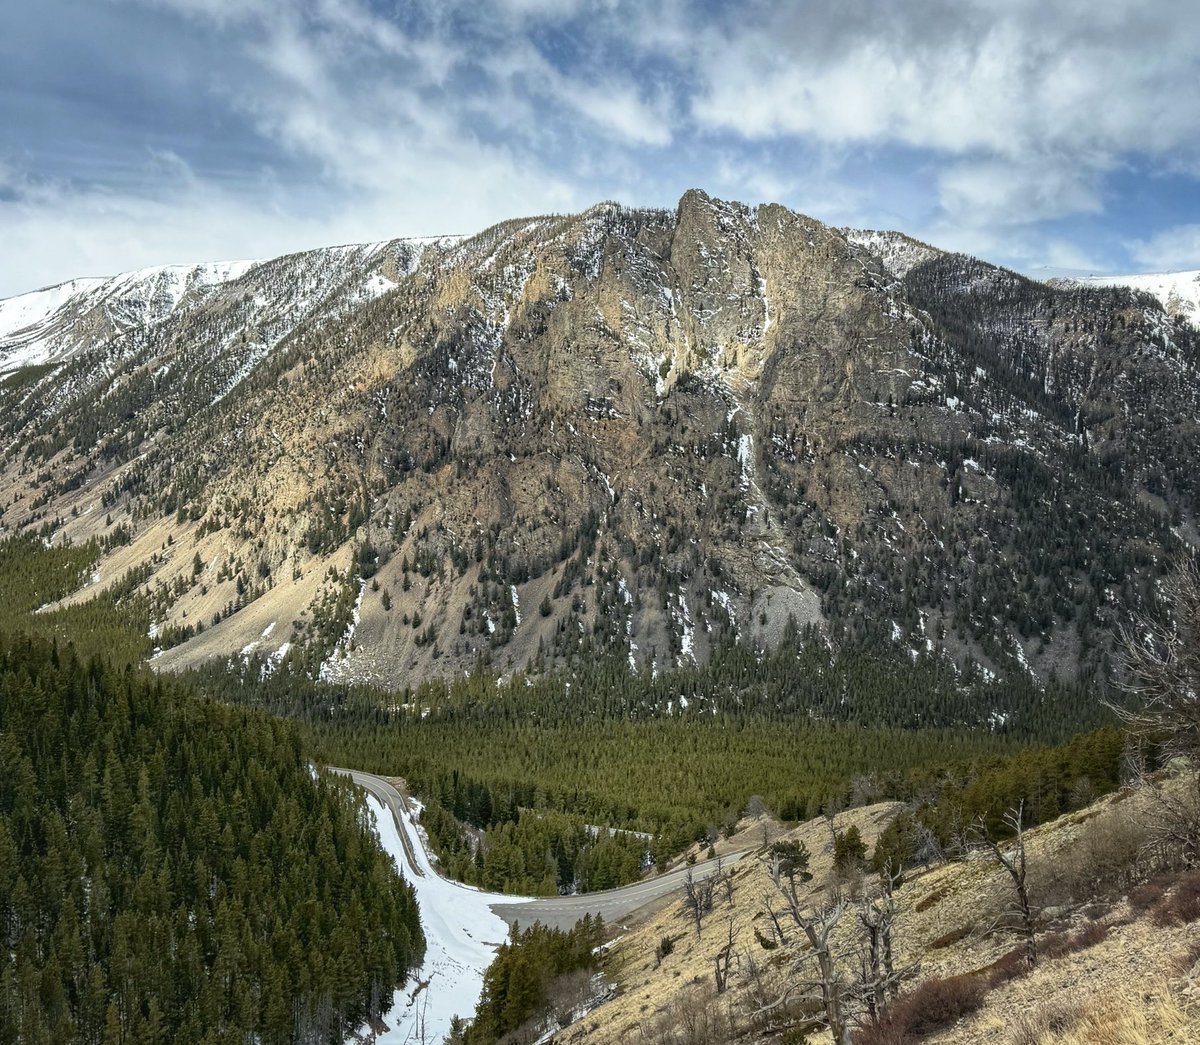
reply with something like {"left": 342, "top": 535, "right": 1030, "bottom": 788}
{"left": 2, "top": 190, "right": 1197, "bottom": 687}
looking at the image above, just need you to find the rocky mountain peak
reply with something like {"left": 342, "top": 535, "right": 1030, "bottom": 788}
{"left": 1, "top": 193, "right": 1196, "bottom": 693}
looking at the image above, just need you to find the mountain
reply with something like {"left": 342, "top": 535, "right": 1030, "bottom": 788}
{"left": 1, "top": 190, "right": 1197, "bottom": 689}
{"left": 1050, "top": 269, "right": 1200, "bottom": 329}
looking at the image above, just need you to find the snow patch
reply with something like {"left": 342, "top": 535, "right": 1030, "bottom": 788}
{"left": 1063, "top": 269, "right": 1200, "bottom": 328}
{"left": 360, "top": 794, "right": 532, "bottom": 1044}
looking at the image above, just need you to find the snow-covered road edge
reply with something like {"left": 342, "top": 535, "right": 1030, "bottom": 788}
{"left": 359, "top": 793, "right": 532, "bottom": 1044}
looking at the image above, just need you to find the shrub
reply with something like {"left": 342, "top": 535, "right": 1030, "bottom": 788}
{"left": 852, "top": 974, "right": 986, "bottom": 1045}
{"left": 1040, "top": 920, "right": 1109, "bottom": 960}
{"left": 975, "top": 945, "right": 1032, "bottom": 988}
{"left": 655, "top": 934, "right": 675, "bottom": 964}
{"left": 914, "top": 886, "right": 948, "bottom": 912}
{"left": 929, "top": 924, "right": 972, "bottom": 949}
{"left": 1035, "top": 814, "right": 1151, "bottom": 907}
{"left": 1151, "top": 871, "right": 1200, "bottom": 927}
{"left": 1127, "top": 875, "right": 1173, "bottom": 914}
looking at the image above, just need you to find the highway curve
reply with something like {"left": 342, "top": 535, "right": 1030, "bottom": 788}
{"left": 332, "top": 767, "right": 750, "bottom": 931}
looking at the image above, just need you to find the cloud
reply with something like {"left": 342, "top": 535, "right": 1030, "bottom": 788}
{"left": 937, "top": 158, "right": 1105, "bottom": 227}
{"left": 685, "top": 0, "right": 1200, "bottom": 237}
{"left": 690, "top": 1, "right": 1200, "bottom": 159}
{"left": 1128, "top": 224, "right": 1200, "bottom": 271}
{"left": 0, "top": 150, "right": 581, "bottom": 298}
{"left": 1, "top": 0, "right": 1197, "bottom": 295}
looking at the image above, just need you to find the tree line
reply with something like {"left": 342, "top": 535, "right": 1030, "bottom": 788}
{"left": 0, "top": 633, "right": 424, "bottom": 1045}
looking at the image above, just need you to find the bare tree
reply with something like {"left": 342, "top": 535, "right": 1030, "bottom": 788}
{"left": 913, "top": 818, "right": 945, "bottom": 867}
{"left": 855, "top": 871, "right": 916, "bottom": 1020}
{"left": 715, "top": 855, "right": 735, "bottom": 909}
{"left": 972, "top": 803, "right": 1037, "bottom": 968}
{"left": 821, "top": 807, "right": 842, "bottom": 853}
{"left": 682, "top": 866, "right": 716, "bottom": 939}
{"left": 754, "top": 852, "right": 920, "bottom": 1043}
{"left": 1117, "top": 560, "right": 1200, "bottom": 866}
{"left": 1119, "top": 560, "right": 1200, "bottom": 755}
{"left": 755, "top": 854, "right": 854, "bottom": 1045}
{"left": 713, "top": 918, "right": 739, "bottom": 994}
{"left": 849, "top": 773, "right": 884, "bottom": 808}
{"left": 745, "top": 794, "right": 770, "bottom": 819}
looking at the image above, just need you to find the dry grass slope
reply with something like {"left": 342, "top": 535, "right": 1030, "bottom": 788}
{"left": 548, "top": 779, "right": 1200, "bottom": 1045}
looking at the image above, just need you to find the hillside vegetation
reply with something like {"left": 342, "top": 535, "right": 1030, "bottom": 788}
{"left": 0, "top": 537, "right": 425, "bottom": 1045}
{"left": 531, "top": 764, "right": 1200, "bottom": 1045}
{"left": 2, "top": 192, "right": 1196, "bottom": 689}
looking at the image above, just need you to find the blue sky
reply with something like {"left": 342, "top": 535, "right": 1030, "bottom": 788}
{"left": 1, "top": 0, "right": 1198, "bottom": 297}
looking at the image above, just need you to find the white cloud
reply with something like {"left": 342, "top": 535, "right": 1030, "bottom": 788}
{"left": 1128, "top": 224, "right": 1200, "bottom": 271}
{"left": 685, "top": 0, "right": 1200, "bottom": 232}
{"left": 690, "top": 1, "right": 1200, "bottom": 160}
{"left": 937, "top": 158, "right": 1104, "bottom": 227}
{"left": 558, "top": 80, "right": 671, "bottom": 146}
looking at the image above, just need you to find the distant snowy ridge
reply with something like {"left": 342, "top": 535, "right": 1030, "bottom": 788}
{"left": 0, "top": 259, "right": 259, "bottom": 374}
{"left": 1053, "top": 270, "right": 1200, "bottom": 328}
{"left": 844, "top": 228, "right": 943, "bottom": 279}
{"left": 0, "top": 234, "right": 470, "bottom": 376}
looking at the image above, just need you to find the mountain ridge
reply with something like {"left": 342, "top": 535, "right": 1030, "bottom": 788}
{"left": 2, "top": 190, "right": 1196, "bottom": 693}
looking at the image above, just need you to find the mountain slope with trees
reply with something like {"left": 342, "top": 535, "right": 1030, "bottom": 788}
{"left": 1, "top": 191, "right": 1196, "bottom": 693}
{"left": 0, "top": 634, "right": 425, "bottom": 1045}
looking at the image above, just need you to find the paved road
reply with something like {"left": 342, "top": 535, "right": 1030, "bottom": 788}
{"left": 331, "top": 768, "right": 428, "bottom": 876}
{"left": 490, "top": 849, "right": 750, "bottom": 931}
{"left": 330, "top": 766, "right": 751, "bottom": 931}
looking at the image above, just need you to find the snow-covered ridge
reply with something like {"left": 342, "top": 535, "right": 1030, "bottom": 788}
{"left": 0, "top": 259, "right": 259, "bottom": 373}
{"left": 844, "top": 228, "right": 943, "bottom": 279}
{"left": 0, "top": 234, "right": 473, "bottom": 376}
{"left": 0, "top": 277, "right": 105, "bottom": 342}
{"left": 1059, "top": 270, "right": 1200, "bottom": 328}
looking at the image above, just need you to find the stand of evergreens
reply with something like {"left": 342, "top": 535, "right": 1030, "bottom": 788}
{"left": 203, "top": 626, "right": 1111, "bottom": 738}
{"left": 462, "top": 915, "right": 605, "bottom": 1045}
{"left": 177, "top": 617, "right": 1122, "bottom": 897}
{"left": 418, "top": 799, "right": 646, "bottom": 896}
{"left": 0, "top": 629, "right": 424, "bottom": 1044}
{"left": 872, "top": 725, "right": 1129, "bottom": 873}
{"left": 0, "top": 534, "right": 150, "bottom": 666}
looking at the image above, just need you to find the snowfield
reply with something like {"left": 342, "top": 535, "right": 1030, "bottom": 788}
{"left": 0, "top": 259, "right": 259, "bottom": 374}
{"left": 1067, "top": 269, "right": 1200, "bottom": 327}
{"left": 362, "top": 794, "right": 532, "bottom": 1043}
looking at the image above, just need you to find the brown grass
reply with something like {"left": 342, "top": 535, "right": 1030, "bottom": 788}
{"left": 1006, "top": 998, "right": 1086, "bottom": 1045}
{"left": 1175, "top": 936, "right": 1200, "bottom": 975}
{"left": 1023, "top": 987, "right": 1192, "bottom": 1045}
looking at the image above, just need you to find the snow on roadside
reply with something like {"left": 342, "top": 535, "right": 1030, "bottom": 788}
{"left": 362, "top": 794, "right": 533, "bottom": 1044}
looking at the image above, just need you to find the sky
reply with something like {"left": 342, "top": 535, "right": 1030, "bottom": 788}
{"left": 1, "top": 0, "right": 1198, "bottom": 298}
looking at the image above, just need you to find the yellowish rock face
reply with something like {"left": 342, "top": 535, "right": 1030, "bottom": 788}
{"left": 2, "top": 191, "right": 1196, "bottom": 688}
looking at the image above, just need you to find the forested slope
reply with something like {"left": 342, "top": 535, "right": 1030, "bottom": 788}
{"left": 3, "top": 192, "right": 1196, "bottom": 690}
{"left": 0, "top": 538, "right": 425, "bottom": 1045}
